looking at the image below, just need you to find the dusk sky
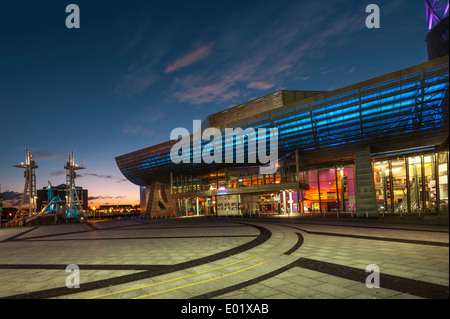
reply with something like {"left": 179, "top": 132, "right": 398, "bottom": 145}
{"left": 0, "top": 0, "right": 430, "bottom": 207}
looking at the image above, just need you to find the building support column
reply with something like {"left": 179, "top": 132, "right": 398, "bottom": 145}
{"left": 298, "top": 190, "right": 302, "bottom": 213}
{"left": 448, "top": 151, "right": 450, "bottom": 213}
{"left": 382, "top": 163, "right": 388, "bottom": 213}
{"left": 389, "top": 160, "right": 395, "bottom": 214}
{"left": 421, "top": 155, "right": 426, "bottom": 216}
{"left": 405, "top": 157, "right": 411, "bottom": 214}
{"left": 225, "top": 168, "right": 228, "bottom": 188}
{"left": 341, "top": 169, "right": 346, "bottom": 211}
{"left": 335, "top": 167, "right": 340, "bottom": 216}
{"left": 355, "top": 147, "right": 378, "bottom": 217}
{"left": 435, "top": 153, "right": 440, "bottom": 215}
{"left": 317, "top": 169, "right": 322, "bottom": 214}
{"left": 289, "top": 191, "right": 293, "bottom": 216}
{"left": 295, "top": 149, "right": 301, "bottom": 213}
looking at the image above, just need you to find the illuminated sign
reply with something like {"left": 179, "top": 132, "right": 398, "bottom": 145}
{"left": 217, "top": 187, "right": 228, "bottom": 195}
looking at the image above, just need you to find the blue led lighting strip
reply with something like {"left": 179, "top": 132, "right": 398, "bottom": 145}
{"left": 116, "top": 61, "right": 449, "bottom": 185}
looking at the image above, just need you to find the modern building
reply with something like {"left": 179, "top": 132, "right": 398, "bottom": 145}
{"left": 116, "top": 3, "right": 449, "bottom": 219}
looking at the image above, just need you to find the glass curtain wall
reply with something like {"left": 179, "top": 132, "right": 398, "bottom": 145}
{"left": 173, "top": 151, "right": 448, "bottom": 216}
{"left": 299, "top": 166, "right": 356, "bottom": 214}
{"left": 374, "top": 151, "right": 449, "bottom": 215}
{"left": 336, "top": 167, "right": 356, "bottom": 212}
{"left": 391, "top": 159, "right": 408, "bottom": 214}
{"left": 298, "top": 151, "right": 448, "bottom": 216}
{"left": 423, "top": 154, "right": 437, "bottom": 213}
{"left": 408, "top": 156, "right": 422, "bottom": 213}
{"left": 318, "top": 169, "right": 337, "bottom": 212}
{"left": 438, "top": 152, "right": 449, "bottom": 213}
{"left": 303, "top": 170, "right": 319, "bottom": 212}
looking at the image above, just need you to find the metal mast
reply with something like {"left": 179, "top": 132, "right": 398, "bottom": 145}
{"left": 13, "top": 149, "right": 38, "bottom": 222}
{"left": 426, "top": 0, "right": 449, "bottom": 32}
{"left": 64, "top": 152, "right": 86, "bottom": 218}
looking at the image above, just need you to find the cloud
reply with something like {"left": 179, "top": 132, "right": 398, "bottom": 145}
{"left": 113, "top": 1, "right": 369, "bottom": 104}
{"left": 1, "top": 191, "right": 22, "bottom": 207}
{"left": 165, "top": 43, "right": 214, "bottom": 74}
{"left": 171, "top": 52, "right": 281, "bottom": 105}
{"left": 115, "top": 62, "right": 160, "bottom": 96}
{"left": 169, "top": 1, "right": 367, "bottom": 106}
{"left": 114, "top": 23, "right": 177, "bottom": 97}
{"left": 1, "top": 191, "right": 22, "bottom": 201}
{"left": 116, "top": 22, "right": 150, "bottom": 57}
{"left": 113, "top": 20, "right": 160, "bottom": 97}
{"left": 173, "top": 75, "right": 240, "bottom": 105}
{"left": 136, "top": 110, "right": 166, "bottom": 124}
{"left": 33, "top": 151, "right": 64, "bottom": 161}
{"left": 50, "top": 170, "right": 65, "bottom": 177}
{"left": 82, "top": 173, "right": 130, "bottom": 184}
{"left": 84, "top": 173, "right": 113, "bottom": 179}
{"left": 121, "top": 108, "right": 165, "bottom": 137}
{"left": 88, "top": 195, "right": 126, "bottom": 200}
{"left": 122, "top": 125, "right": 155, "bottom": 137}
{"left": 247, "top": 81, "right": 275, "bottom": 90}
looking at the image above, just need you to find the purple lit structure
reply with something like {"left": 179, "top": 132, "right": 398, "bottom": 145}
{"left": 425, "top": 1, "right": 449, "bottom": 60}
{"left": 426, "top": 0, "right": 449, "bottom": 32}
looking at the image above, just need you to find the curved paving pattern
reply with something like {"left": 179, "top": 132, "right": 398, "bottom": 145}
{"left": 0, "top": 217, "right": 448, "bottom": 299}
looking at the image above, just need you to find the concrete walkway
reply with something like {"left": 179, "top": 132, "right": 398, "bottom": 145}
{"left": 0, "top": 217, "right": 448, "bottom": 300}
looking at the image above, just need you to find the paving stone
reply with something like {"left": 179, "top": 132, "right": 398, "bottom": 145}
{"left": 0, "top": 218, "right": 447, "bottom": 300}
{"left": 309, "top": 283, "right": 360, "bottom": 298}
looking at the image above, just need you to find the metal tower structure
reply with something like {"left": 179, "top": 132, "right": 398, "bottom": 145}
{"left": 45, "top": 181, "right": 62, "bottom": 214}
{"left": 425, "top": 1, "right": 449, "bottom": 60}
{"left": 64, "top": 152, "right": 86, "bottom": 218}
{"left": 426, "top": 0, "right": 449, "bottom": 33}
{"left": 13, "top": 149, "right": 38, "bottom": 222}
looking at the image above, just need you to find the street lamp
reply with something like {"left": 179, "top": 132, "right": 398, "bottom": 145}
{"left": 92, "top": 206, "right": 96, "bottom": 220}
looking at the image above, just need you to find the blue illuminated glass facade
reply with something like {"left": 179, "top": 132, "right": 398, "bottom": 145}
{"left": 116, "top": 56, "right": 449, "bottom": 189}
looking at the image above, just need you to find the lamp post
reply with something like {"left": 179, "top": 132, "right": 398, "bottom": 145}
{"left": 92, "top": 206, "right": 96, "bottom": 220}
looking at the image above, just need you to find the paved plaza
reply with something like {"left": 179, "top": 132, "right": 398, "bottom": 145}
{"left": 0, "top": 216, "right": 448, "bottom": 301}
